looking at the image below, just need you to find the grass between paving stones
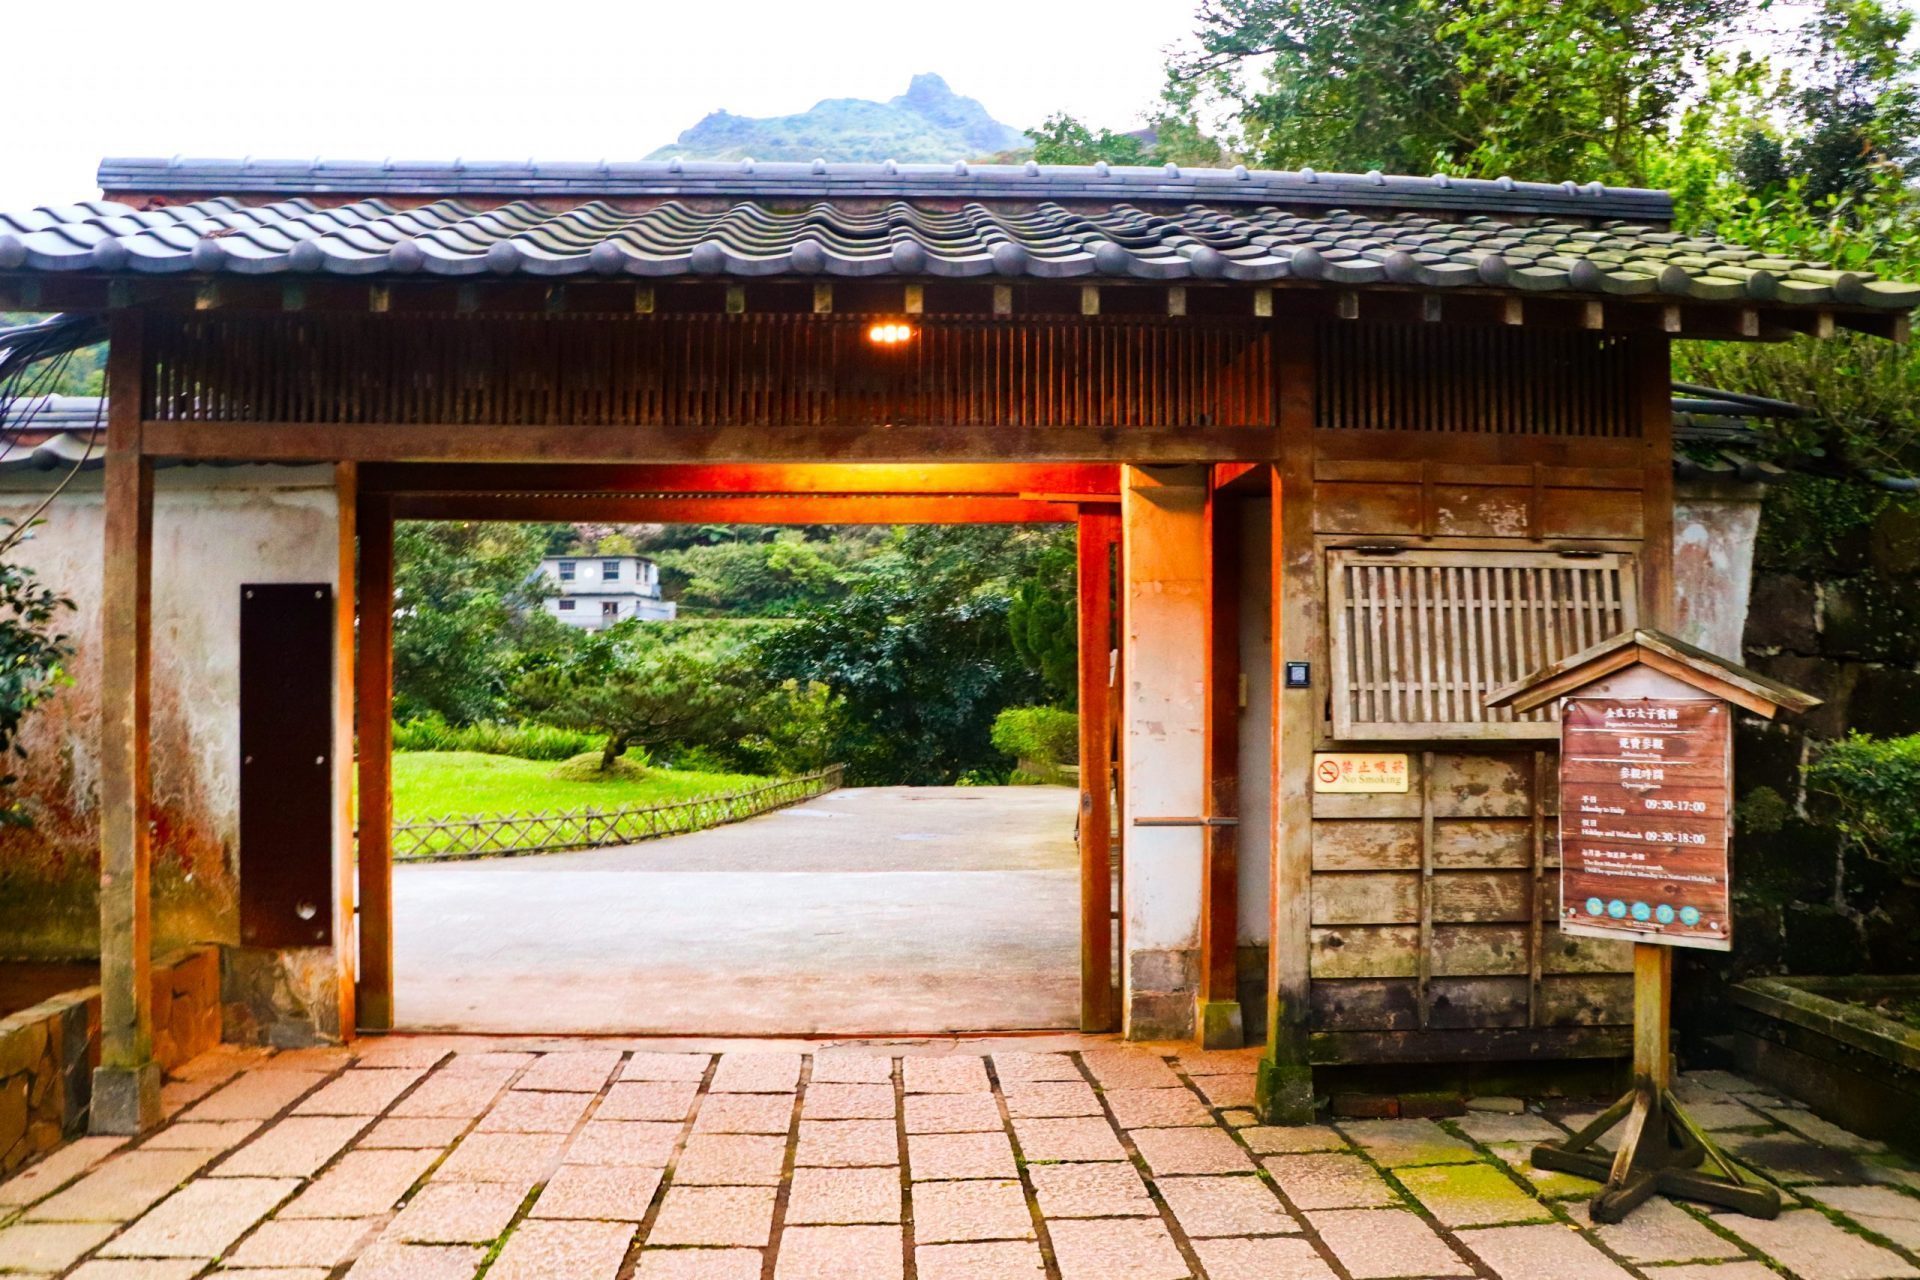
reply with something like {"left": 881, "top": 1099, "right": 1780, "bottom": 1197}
{"left": 392, "top": 750, "right": 772, "bottom": 822}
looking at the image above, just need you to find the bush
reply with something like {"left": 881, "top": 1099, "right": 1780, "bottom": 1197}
{"left": 393, "top": 713, "right": 599, "bottom": 762}
{"left": 990, "top": 706, "right": 1079, "bottom": 767}
{"left": 548, "top": 748, "right": 651, "bottom": 783}
{"left": 1805, "top": 733, "right": 1920, "bottom": 880}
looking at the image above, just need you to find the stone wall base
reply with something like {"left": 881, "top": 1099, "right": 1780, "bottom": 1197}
{"left": 0, "top": 943, "right": 218, "bottom": 1169}
{"left": 1127, "top": 947, "right": 1198, "bottom": 1040}
{"left": 222, "top": 946, "right": 342, "bottom": 1048}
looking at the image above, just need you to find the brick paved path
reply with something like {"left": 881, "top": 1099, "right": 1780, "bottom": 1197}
{"left": 2, "top": 1038, "right": 1917, "bottom": 1279}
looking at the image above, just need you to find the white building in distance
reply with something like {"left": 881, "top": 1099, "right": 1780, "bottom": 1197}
{"left": 537, "top": 554, "right": 676, "bottom": 630}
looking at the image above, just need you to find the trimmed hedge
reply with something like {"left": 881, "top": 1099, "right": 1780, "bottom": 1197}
{"left": 990, "top": 706, "right": 1079, "bottom": 767}
{"left": 392, "top": 713, "right": 600, "bottom": 762}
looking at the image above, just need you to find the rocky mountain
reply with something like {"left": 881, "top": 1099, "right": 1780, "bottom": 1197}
{"left": 645, "top": 74, "right": 1029, "bottom": 164}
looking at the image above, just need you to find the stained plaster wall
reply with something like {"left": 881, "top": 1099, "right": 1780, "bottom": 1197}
{"left": 0, "top": 465, "right": 340, "bottom": 962}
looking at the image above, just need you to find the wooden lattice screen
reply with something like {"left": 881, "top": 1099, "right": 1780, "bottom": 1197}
{"left": 142, "top": 313, "right": 1278, "bottom": 429}
{"left": 1327, "top": 549, "right": 1639, "bottom": 740}
{"left": 1315, "top": 325, "right": 1638, "bottom": 437}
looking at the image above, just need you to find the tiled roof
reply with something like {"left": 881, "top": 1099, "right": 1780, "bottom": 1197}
{"left": 3, "top": 191, "right": 1916, "bottom": 309}
{"left": 96, "top": 157, "right": 1671, "bottom": 220}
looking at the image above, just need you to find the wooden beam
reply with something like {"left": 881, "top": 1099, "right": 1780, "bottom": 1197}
{"left": 361, "top": 461, "right": 1122, "bottom": 498}
{"left": 1198, "top": 489, "right": 1244, "bottom": 1048}
{"left": 93, "top": 310, "right": 161, "bottom": 1135}
{"left": 354, "top": 494, "right": 396, "bottom": 1031}
{"left": 331, "top": 463, "right": 358, "bottom": 1039}
{"left": 1636, "top": 336, "right": 1676, "bottom": 632}
{"left": 389, "top": 494, "right": 1085, "bottom": 524}
{"left": 1077, "top": 508, "right": 1120, "bottom": 1033}
{"left": 143, "top": 422, "right": 1284, "bottom": 465}
{"left": 1261, "top": 321, "right": 1317, "bottom": 1123}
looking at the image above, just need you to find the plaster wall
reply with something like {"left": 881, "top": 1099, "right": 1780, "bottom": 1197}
{"left": 1673, "top": 480, "right": 1765, "bottom": 662}
{"left": 1120, "top": 465, "right": 1208, "bottom": 1039}
{"left": 0, "top": 466, "right": 339, "bottom": 960}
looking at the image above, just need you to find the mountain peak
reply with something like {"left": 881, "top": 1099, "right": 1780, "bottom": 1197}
{"left": 647, "top": 76, "right": 1029, "bottom": 165}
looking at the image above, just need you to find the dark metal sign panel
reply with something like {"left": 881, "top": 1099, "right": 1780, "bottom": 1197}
{"left": 239, "top": 583, "right": 334, "bottom": 948}
{"left": 1558, "top": 697, "right": 1732, "bottom": 952}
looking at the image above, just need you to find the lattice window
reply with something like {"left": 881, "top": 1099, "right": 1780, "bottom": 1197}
{"left": 1316, "top": 325, "right": 1639, "bottom": 437}
{"left": 1327, "top": 549, "right": 1638, "bottom": 740}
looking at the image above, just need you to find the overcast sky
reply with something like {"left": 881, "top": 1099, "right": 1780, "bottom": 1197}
{"left": 2, "top": 0, "right": 1198, "bottom": 209}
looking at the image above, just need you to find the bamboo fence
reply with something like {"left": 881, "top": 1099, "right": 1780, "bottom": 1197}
{"left": 392, "top": 765, "right": 845, "bottom": 861}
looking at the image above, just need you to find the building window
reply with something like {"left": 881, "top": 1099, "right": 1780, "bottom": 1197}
{"left": 602, "top": 560, "right": 622, "bottom": 578}
{"left": 557, "top": 560, "right": 575, "bottom": 582}
{"left": 602, "top": 601, "right": 620, "bottom": 619}
{"left": 558, "top": 599, "right": 575, "bottom": 612}
{"left": 1326, "top": 548, "right": 1639, "bottom": 740}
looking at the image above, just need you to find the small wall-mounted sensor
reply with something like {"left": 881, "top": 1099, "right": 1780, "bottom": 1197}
{"left": 1285, "top": 661, "right": 1312, "bottom": 689}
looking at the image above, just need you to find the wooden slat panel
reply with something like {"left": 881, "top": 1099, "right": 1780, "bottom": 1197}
{"left": 1537, "top": 974, "right": 1635, "bottom": 1026}
{"left": 1312, "top": 820, "right": 1421, "bottom": 870}
{"left": 146, "top": 312, "right": 1277, "bottom": 431}
{"left": 1431, "top": 819, "right": 1531, "bottom": 869}
{"left": 1312, "top": 872, "right": 1419, "bottom": 925}
{"left": 1313, "top": 925, "right": 1531, "bottom": 979}
{"left": 1540, "top": 488, "right": 1645, "bottom": 538}
{"left": 1312, "top": 978, "right": 1420, "bottom": 1031}
{"left": 1327, "top": 550, "right": 1638, "bottom": 739}
{"left": 1316, "top": 325, "right": 1638, "bottom": 437}
{"left": 1430, "top": 754, "right": 1535, "bottom": 817}
{"left": 1540, "top": 932, "right": 1636, "bottom": 974}
{"left": 1429, "top": 977, "right": 1530, "bottom": 1029}
{"left": 1433, "top": 925, "right": 1530, "bottom": 976}
{"left": 1432, "top": 871, "right": 1531, "bottom": 923}
{"left": 1311, "top": 926, "right": 1418, "bottom": 978}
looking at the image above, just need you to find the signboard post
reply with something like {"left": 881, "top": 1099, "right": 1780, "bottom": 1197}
{"left": 1487, "top": 630, "right": 1818, "bottom": 1224}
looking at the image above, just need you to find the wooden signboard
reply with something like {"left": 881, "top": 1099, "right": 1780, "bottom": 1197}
{"left": 1489, "top": 629, "right": 1819, "bottom": 1224}
{"left": 1560, "top": 698, "right": 1731, "bottom": 951}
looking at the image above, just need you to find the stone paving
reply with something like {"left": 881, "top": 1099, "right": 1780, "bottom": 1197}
{"left": 0, "top": 1038, "right": 1916, "bottom": 1279}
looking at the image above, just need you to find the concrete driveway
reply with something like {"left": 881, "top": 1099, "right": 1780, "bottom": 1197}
{"left": 392, "top": 785, "right": 1081, "bottom": 1035}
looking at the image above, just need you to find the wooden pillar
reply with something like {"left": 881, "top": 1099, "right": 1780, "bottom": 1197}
{"left": 1636, "top": 336, "right": 1676, "bottom": 631}
{"left": 354, "top": 495, "right": 396, "bottom": 1030}
{"left": 332, "top": 464, "right": 359, "bottom": 1038}
{"left": 1076, "top": 508, "right": 1119, "bottom": 1032}
{"left": 1120, "top": 464, "right": 1209, "bottom": 1041}
{"left": 1198, "top": 492, "right": 1243, "bottom": 1048}
{"left": 1261, "top": 324, "right": 1317, "bottom": 1122}
{"left": 93, "top": 311, "right": 160, "bottom": 1135}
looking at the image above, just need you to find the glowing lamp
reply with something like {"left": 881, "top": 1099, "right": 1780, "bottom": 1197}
{"left": 866, "top": 321, "right": 914, "bottom": 345}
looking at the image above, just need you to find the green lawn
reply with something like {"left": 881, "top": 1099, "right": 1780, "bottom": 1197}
{"left": 392, "top": 751, "right": 773, "bottom": 821}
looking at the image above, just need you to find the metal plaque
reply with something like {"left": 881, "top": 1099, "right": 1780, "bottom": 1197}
{"left": 1312, "top": 752, "right": 1411, "bottom": 793}
{"left": 1559, "top": 698, "right": 1732, "bottom": 951}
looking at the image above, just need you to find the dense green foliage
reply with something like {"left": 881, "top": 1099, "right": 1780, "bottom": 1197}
{"left": 391, "top": 522, "right": 567, "bottom": 725}
{"left": 392, "top": 714, "right": 601, "bottom": 762}
{"left": 0, "top": 544, "right": 71, "bottom": 824}
{"left": 646, "top": 74, "right": 1027, "bottom": 164}
{"left": 1036, "top": 0, "right": 1920, "bottom": 479}
{"left": 991, "top": 707, "right": 1080, "bottom": 767}
{"left": 1806, "top": 733, "right": 1920, "bottom": 879}
{"left": 391, "top": 512, "right": 1078, "bottom": 787}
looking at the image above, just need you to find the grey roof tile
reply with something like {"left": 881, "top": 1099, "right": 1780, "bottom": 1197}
{"left": 0, "top": 166, "right": 1912, "bottom": 308}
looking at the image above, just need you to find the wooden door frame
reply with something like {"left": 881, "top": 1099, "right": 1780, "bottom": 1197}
{"left": 353, "top": 470, "right": 1122, "bottom": 1033}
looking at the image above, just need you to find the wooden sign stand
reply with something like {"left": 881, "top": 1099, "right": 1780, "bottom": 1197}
{"left": 1488, "top": 629, "right": 1818, "bottom": 1224}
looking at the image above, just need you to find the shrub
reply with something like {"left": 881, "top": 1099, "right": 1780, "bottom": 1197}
{"left": 548, "top": 748, "right": 651, "bottom": 783}
{"left": 990, "top": 706, "right": 1079, "bottom": 767}
{"left": 1805, "top": 733, "right": 1920, "bottom": 880}
{"left": 393, "top": 713, "right": 599, "bottom": 762}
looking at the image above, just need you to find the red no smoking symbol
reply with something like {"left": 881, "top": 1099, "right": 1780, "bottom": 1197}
{"left": 1316, "top": 760, "right": 1343, "bottom": 785}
